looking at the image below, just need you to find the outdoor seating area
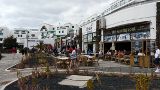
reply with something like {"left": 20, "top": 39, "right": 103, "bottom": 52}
{"left": 54, "top": 54, "right": 99, "bottom": 69}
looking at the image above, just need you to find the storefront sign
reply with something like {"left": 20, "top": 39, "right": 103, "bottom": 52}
{"left": 131, "top": 31, "right": 150, "bottom": 40}
{"left": 104, "top": 35, "right": 116, "bottom": 42}
{"left": 117, "top": 33, "right": 130, "bottom": 41}
{"left": 83, "top": 21, "right": 96, "bottom": 34}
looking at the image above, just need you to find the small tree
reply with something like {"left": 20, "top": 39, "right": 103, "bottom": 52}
{"left": 3, "top": 35, "right": 18, "bottom": 49}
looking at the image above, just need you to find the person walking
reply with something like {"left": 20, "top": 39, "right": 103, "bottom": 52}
{"left": 69, "top": 46, "right": 77, "bottom": 69}
{"left": 12, "top": 47, "right": 16, "bottom": 59}
{"left": 154, "top": 46, "right": 160, "bottom": 72}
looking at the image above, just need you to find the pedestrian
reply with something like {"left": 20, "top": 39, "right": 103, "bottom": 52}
{"left": 154, "top": 46, "right": 160, "bottom": 72}
{"left": 12, "top": 47, "right": 16, "bottom": 59}
{"left": 87, "top": 49, "right": 92, "bottom": 55}
{"left": 98, "top": 50, "right": 103, "bottom": 60}
{"left": 69, "top": 46, "right": 77, "bottom": 69}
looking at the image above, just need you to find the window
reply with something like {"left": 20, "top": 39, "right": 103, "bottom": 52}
{"left": 83, "top": 35, "right": 87, "bottom": 42}
{"left": 31, "top": 34, "right": 35, "bottom": 37}
{"left": 88, "top": 33, "right": 92, "bottom": 42}
{"left": 14, "top": 31, "right": 19, "bottom": 34}
{"left": 21, "top": 31, "right": 26, "bottom": 34}
{"left": 53, "top": 28, "right": 55, "bottom": 30}
{"left": 72, "top": 26, "right": 74, "bottom": 28}
{"left": 18, "top": 35, "right": 22, "bottom": 37}
{"left": 62, "top": 31, "right": 64, "bottom": 33}
{"left": 0, "top": 33, "right": 3, "bottom": 35}
{"left": 59, "top": 31, "right": 60, "bottom": 33}
{"left": 92, "top": 32, "right": 96, "bottom": 41}
{"left": 0, "top": 38, "right": 3, "bottom": 41}
{"left": 66, "top": 26, "right": 69, "bottom": 28}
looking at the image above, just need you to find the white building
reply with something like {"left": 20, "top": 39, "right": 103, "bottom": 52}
{"left": 13, "top": 28, "right": 40, "bottom": 49}
{"left": 27, "top": 29, "right": 40, "bottom": 48}
{"left": 40, "top": 23, "right": 56, "bottom": 46}
{"left": 55, "top": 23, "right": 79, "bottom": 47}
{"left": 81, "top": 0, "right": 160, "bottom": 54}
{"left": 13, "top": 28, "right": 28, "bottom": 47}
{"left": 0, "top": 27, "right": 12, "bottom": 45}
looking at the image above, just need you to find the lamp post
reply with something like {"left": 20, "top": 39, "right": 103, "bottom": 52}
{"left": 26, "top": 30, "right": 29, "bottom": 49}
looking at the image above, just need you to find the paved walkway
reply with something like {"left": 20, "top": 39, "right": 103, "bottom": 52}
{"left": 0, "top": 54, "right": 31, "bottom": 89}
{"left": 0, "top": 54, "right": 157, "bottom": 90}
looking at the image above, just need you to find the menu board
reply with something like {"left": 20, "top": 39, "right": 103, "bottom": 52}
{"left": 104, "top": 35, "right": 116, "bottom": 42}
{"left": 117, "top": 33, "right": 130, "bottom": 41}
{"left": 131, "top": 31, "right": 150, "bottom": 40}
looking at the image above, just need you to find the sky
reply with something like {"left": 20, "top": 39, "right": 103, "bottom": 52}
{"left": 0, "top": 0, "right": 113, "bottom": 29}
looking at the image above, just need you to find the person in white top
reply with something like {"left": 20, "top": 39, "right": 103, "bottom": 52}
{"left": 98, "top": 50, "right": 103, "bottom": 60}
{"left": 69, "top": 46, "right": 77, "bottom": 69}
{"left": 154, "top": 46, "right": 160, "bottom": 72}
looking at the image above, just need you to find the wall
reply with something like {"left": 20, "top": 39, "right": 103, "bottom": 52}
{"left": 81, "top": 20, "right": 97, "bottom": 52}
{"left": 105, "top": 2, "right": 157, "bottom": 39}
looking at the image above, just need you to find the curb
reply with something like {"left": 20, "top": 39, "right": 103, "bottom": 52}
{"left": 2, "top": 69, "right": 160, "bottom": 90}
{"left": 0, "top": 79, "right": 18, "bottom": 90}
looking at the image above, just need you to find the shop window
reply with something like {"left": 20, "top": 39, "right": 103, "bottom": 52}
{"left": 0, "top": 33, "right": 3, "bottom": 35}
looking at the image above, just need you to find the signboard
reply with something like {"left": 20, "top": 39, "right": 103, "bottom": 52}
{"left": 82, "top": 21, "right": 96, "bottom": 35}
{"left": 104, "top": 35, "right": 116, "bottom": 42}
{"left": 117, "top": 33, "right": 130, "bottom": 41}
{"left": 131, "top": 31, "right": 150, "bottom": 40}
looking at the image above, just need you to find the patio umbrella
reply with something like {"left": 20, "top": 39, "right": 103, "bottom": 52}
{"left": 110, "top": 41, "right": 115, "bottom": 50}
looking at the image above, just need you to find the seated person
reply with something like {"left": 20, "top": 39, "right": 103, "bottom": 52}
{"left": 98, "top": 50, "right": 103, "bottom": 60}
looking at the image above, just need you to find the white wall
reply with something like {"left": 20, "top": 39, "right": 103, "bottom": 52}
{"left": 105, "top": 2, "right": 157, "bottom": 39}
{"left": 0, "top": 27, "right": 11, "bottom": 43}
{"left": 43, "top": 38, "right": 55, "bottom": 46}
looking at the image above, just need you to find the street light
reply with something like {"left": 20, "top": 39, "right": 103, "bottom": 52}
{"left": 26, "top": 30, "right": 29, "bottom": 49}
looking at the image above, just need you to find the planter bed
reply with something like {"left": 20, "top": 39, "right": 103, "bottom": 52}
{"left": 4, "top": 72, "right": 160, "bottom": 90}
{"left": 8, "top": 53, "right": 55, "bottom": 70}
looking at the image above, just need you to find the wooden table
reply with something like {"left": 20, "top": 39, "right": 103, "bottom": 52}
{"left": 84, "top": 55, "right": 94, "bottom": 59}
{"left": 56, "top": 56, "right": 70, "bottom": 68}
{"left": 82, "top": 55, "right": 95, "bottom": 66}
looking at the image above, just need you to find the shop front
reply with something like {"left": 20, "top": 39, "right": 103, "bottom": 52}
{"left": 104, "top": 22, "right": 155, "bottom": 67}
{"left": 83, "top": 32, "right": 96, "bottom": 54}
{"left": 104, "top": 22, "right": 150, "bottom": 50}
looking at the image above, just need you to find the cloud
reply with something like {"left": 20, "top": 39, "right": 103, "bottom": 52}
{"left": 0, "top": 0, "right": 112, "bottom": 29}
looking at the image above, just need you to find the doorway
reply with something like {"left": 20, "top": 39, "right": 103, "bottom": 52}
{"left": 88, "top": 44, "right": 93, "bottom": 52}
{"left": 104, "top": 43, "right": 112, "bottom": 53}
{"left": 115, "top": 42, "right": 131, "bottom": 51}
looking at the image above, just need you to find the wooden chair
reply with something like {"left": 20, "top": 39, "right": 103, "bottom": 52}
{"left": 56, "top": 59, "right": 63, "bottom": 68}
{"left": 123, "top": 55, "right": 130, "bottom": 65}
{"left": 92, "top": 55, "right": 99, "bottom": 66}
{"left": 81, "top": 55, "right": 90, "bottom": 66}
